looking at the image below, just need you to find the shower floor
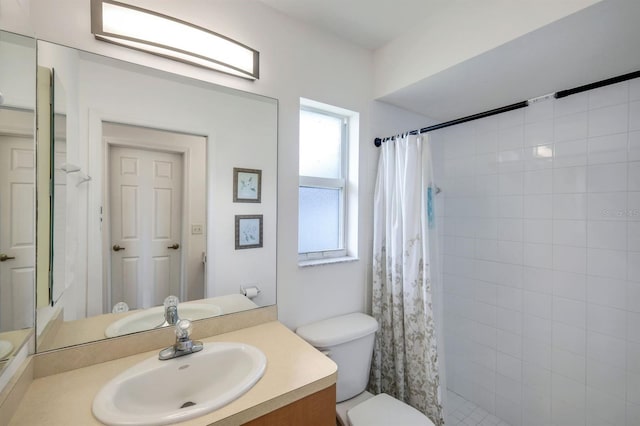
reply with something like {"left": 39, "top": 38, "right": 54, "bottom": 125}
{"left": 446, "top": 391, "right": 511, "bottom": 426}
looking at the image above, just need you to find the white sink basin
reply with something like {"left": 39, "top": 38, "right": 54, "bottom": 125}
{"left": 0, "top": 340, "right": 13, "bottom": 360}
{"left": 92, "top": 342, "right": 267, "bottom": 426}
{"left": 105, "top": 304, "right": 223, "bottom": 337}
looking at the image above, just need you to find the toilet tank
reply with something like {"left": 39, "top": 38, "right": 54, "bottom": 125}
{"left": 296, "top": 313, "right": 378, "bottom": 402}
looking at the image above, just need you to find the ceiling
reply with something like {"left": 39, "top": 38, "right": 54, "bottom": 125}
{"left": 259, "top": 0, "right": 640, "bottom": 123}
{"left": 258, "top": 0, "right": 442, "bottom": 50}
{"left": 381, "top": 0, "right": 640, "bottom": 121}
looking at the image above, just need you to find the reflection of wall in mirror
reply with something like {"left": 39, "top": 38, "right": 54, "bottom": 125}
{"left": 0, "top": 34, "right": 35, "bottom": 110}
{"left": 38, "top": 42, "right": 277, "bottom": 333}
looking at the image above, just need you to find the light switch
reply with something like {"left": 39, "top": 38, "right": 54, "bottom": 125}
{"left": 191, "top": 224, "right": 203, "bottom": 235}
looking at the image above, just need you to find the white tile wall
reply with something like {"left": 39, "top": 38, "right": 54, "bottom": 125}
{"left": 434, "top": 79, "right": 640, "bottom": 426}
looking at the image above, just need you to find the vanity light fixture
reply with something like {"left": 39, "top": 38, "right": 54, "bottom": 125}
{"left": 90, "top": 0, "right": 259, "bottom": 80}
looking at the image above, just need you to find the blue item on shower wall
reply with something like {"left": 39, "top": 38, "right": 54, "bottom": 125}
{"left": 427, "top": 187, "right": 435, "bottom": 229}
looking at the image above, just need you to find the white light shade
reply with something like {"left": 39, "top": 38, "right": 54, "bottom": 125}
{"left": 91, "top": 0, "right": 259, "bottom": 80}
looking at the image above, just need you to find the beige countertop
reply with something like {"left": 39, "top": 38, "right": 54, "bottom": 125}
{"left": 9, "top": 321, "right": 337, "bottom": 426}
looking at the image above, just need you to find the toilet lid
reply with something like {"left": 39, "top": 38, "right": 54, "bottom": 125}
{"left": 347, "top": 393, "right": 434, "bottom": 426}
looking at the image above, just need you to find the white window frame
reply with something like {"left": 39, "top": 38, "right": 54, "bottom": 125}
{"left": 298, "top": 105, "right": 349, "bottom": 262}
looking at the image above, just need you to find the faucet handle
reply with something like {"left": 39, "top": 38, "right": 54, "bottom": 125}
{"left": 163, "top": 295, "right": 180, "bottom": 325}
{"left": 164, "top": 295, "right": 179, "bottom": 309}
{"left": 111, "top": 301, "right": 129, "bottom": 313}
{"left": 175, "top": 319, "right": 193, "bottom": 340}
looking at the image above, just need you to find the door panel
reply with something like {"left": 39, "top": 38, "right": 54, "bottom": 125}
{"left": 109, "top": 146, "right": 182, "bottom": 310}
{"left": 118, "top": 257, "right": 140, "bottom": 309}
{"left": 0, "top": 135, "right": 36, "bottom": 331}
{"left": 153, "top": 188, "right": 172, "bottom": 239}
{"left": 152, "top": 256, "right": 170, "bottom": 306}
{"left": 11, "top": 183, "right": 34, "bottom": 246}
{"left": 120, "top": 185, "right": 139, "bottom": 239}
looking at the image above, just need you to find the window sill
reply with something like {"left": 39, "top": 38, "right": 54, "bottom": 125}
{"left": 298, "top": 256, "right": 359, "bottom": 268}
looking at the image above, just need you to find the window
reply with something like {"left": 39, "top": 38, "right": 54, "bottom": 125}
{"left": 298, "top": 101, "right": 354, "bottom": 262}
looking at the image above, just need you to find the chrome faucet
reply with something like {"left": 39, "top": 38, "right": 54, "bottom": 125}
{"left": 158, "top": 319, "right": 203, "bottom": 360}
{"left": 156, "top": 295, "right": 180, "bottom": 328}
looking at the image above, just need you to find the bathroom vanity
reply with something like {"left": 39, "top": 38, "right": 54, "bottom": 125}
{"left": 0, "top": 314, "right": 338, "bottom": 425}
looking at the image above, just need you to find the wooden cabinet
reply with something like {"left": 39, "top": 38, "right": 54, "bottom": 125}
{"left": 243, "top": 385, "right": 336, "bottom": 426}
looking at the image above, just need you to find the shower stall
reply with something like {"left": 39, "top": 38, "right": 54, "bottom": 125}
{"left": 422, "top": 76, "right": 640, "bottom": 426}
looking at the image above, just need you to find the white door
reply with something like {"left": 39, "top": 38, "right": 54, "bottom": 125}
{"left": 0, "top": 135, "right": 36, "bottom": 332}
{"left": 109, "top": 146, "right": 183, "bottom": 310}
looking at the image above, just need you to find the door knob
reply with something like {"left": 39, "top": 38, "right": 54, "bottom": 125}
{"left": 112, "top": 245, "right": 125, "bottom": 252}
{"left": 0, "top": 254, "right": 16, "bottom": 262}
{"left": 167, "top": 243, "right": 180, "bottom": 250}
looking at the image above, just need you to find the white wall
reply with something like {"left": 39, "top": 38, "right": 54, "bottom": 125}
{"left": 434, "top": 79, "right": 640, "bottom": 426}
{"left": 1, "top": 0, "right": 386, "bottom": 330}
{"left": 0, "top": 0, "right": 31, "bottom": 38}
{"left": 0, "top": 33, "right": 35, "bottom": 109}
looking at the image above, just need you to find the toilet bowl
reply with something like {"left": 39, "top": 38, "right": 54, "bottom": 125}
{"left": 296, "top": 312, "right": 434, "bottom": 426}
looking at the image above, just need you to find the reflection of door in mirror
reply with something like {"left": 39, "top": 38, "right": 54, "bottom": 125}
{"left": 109, "top": 145, "right": 183, "bottom": 310}
{"left": 103, "top": 123, "right": 205, "bottom": 314}
{"left": 0, "top": 109, "right": 35, "bottom": 333}
{"left": 0, "top": 31, "right": 36, "bottom": 377}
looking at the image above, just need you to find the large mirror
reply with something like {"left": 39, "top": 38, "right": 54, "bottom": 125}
{"left": 0, "top": 31, "right": 36, "bottom": 374}
{"left": 36, "top": 41, "right": 277, "bottom": 352}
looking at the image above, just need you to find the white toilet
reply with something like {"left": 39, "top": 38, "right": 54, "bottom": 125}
{"left": 296, "top": 312, "right": 435, "bottom": 426}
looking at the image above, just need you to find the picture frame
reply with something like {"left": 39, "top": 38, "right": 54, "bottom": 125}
{"left": 233, "top": 167, "right": 261, "bottom": 203}
{"left": 235, "top": 214, "right": 263, "bottom": 249}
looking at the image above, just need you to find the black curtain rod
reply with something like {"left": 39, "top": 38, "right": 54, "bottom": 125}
{"left": 373, "top": 101, "right": 527, "bottom": 147}
{"left": 554, "top": 69, "right": 640, "bottom": 99}
{"left": 374, "top": 69, "right": 640, "bottom": 147}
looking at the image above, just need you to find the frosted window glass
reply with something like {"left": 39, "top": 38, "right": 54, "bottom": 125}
{"left": 298, "top": 187, "right": 341, "bottom": 253}
{"left": 299, "top": 109, "right": 342, "bottom": 178}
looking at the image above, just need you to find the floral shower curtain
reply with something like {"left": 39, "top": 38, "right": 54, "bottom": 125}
{"left": 369, "top": 133, "right": 444, "bottom": 425}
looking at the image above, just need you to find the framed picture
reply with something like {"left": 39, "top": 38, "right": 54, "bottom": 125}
{"left": 235, "top": 215, "right": 263, "bottom": 249}
{"left": 233, "top": 167, "right": 261, "bottom": 203}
